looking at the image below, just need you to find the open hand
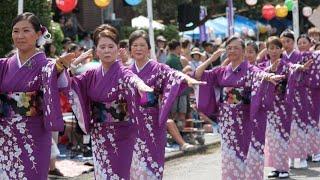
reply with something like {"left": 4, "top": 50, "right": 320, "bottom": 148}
{"left": 301, "top": 59, "right": 313, "bottom": 71}
{"left": 57, "top": 53, "right": 76, "bottom": 67}
{"left": 73, "top": 49, "right": 93, "bottom": 66}
{"left": 266, "top": 74, "right": 285, "bottom": 85}
{"left": 186, "top": 77, "right": 207, "bottom": 87}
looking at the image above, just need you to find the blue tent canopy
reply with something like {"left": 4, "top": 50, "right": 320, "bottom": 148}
{"left": 181, "top": 15, "right": 257, "bottom": 40}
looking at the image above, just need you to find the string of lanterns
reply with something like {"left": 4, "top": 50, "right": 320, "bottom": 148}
{"left": 245, "top": 0, "right": 315, "bottom": 34}
{"left": 56, "top": 0, "right": 142, "bottom": 12}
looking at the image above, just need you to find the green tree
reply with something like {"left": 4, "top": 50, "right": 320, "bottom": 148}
{"left": 0, "top": 0, "right": 51, "bottom": 56}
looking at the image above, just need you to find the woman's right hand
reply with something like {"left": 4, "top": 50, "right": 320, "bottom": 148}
{"left": 210, "top": 48, "right": 225, "bottom": 62}
{"left": 56, "top": 53, "right": 75, "bottom": 67}
{"left": 72, "top": 49, "right": 93, "bottom": 66}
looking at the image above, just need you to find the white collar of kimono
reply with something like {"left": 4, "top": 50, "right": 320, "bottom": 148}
{"left": 134, "top": 59, "right": 151, "bottom": 73}
{"left": 284, "top": 50, "right": 295, "bottom": 59}
{"left": 231, "top": 63, "right": 242, "bottom": 72}
{"left": 16, "top": 51, "right": 42, "bottom": 68}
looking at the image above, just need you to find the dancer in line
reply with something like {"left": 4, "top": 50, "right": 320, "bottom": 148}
{"left": 127, "top": 30, "right": 204, "bottom": 179}
{"left": 195, "top": 36, "right": 284, "bottom": 180}
{"left": 0, "top": 12, "right": 69, "bottom": 180}
{"left": 65, "top": 24, "right": 153, "bottom": 179}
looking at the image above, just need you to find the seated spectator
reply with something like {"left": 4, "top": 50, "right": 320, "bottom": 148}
{"left": 167, "top": 119, "right": 196, "bottom": 151}
{"left": 49, "top": 132, "right": 64, "bottom": 176}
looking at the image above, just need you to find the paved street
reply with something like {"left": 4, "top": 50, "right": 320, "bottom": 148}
{"left": 57, "top": 143, "right": 320, "bottom": 180}
{"left": 164, "top": 146, "right": 320, "bottom": 180}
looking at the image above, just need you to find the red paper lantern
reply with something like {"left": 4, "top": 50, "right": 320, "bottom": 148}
{"left": 262, "top": 4, "right": 276, "bottom": 21}
{"left": 56, "top": 0, "right": 78, "bottom": 13}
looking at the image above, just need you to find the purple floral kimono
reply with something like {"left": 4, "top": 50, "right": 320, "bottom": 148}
{"left": 285, "top": 52, "right": 316, "bottom": 161}
{"left": 283, "top": 50, "right": 301, "bottom": 64}
{"left": 129, "top": 60, "right": 187, "bottom": 179}
{"left": 258, "top": 58, "right": 294, "bottom": 172}
{"left": 0, "top": 52, "right": 64, "bottom": 180}
{"left": 292, "top": 52, "right": 320, "bottom": 156}
{"left": 196, "top": 60, "right": 272, "bottom": 180}
{"left": 70, "top": 60, "right": 146, "bottom": 180}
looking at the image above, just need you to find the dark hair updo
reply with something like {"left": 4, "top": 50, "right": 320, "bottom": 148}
{"left": 12, "top": 12, "right": 41, "bottom": 32}
{"left": 93, "top": 24, "right": 119, "bottom": 46}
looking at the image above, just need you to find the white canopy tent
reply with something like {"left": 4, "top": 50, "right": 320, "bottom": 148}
{"left": 131, "top": 15, "right": 165, "bottom": 30}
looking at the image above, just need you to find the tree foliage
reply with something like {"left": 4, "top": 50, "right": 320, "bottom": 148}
{"left": 0, "top": 0, "right": 51, "bottom": 57}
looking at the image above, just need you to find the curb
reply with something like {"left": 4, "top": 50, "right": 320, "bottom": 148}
{"left": 165, "top": 137, "right": 221, "bottom": 162}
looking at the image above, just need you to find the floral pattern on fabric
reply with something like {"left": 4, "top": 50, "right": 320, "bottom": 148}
{"left": 245, "top": 143, "right": 264, "bottom": 180}
{"left": 91, "top": 100, "right": 128, "bottom": 123}
{"left": 91, "top": 123, "right": 124, "bottom": 180}
{"left": 130, "top": 138, "right": 163, "bottom": 180}
{"left": 78, "top": 67, "right": 143, "bottom": 180}
{"left": 220, "top": 87, "right": 251, "bottom": 105}
{"left": 288, "top": 90, "right": 309, "bottom": 159}
{"left": 221, "top": 143, "right": 246, "bottom": 180}
{"left": 130, "top": 62, "right": 186, "bottom": 179}
{"left": 0, "top": 91, "right": 43, "bottom": 117}
{"left": 264, "top": 109, "right": 290, "bottom": 171}
{"left": 0, "top": 116, "right": 36, "bottom": 180}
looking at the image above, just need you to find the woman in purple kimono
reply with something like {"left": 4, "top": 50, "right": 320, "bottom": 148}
{"left": 296, "top": 35, "right": 320, "bottom": 163}
{"left": 262, "top": 36, "right": 313, "bottom": 177}
{"left": 67, "top": 24, "right": 153, "bottom": 180}
{"left": 244, "top": 41, "right": 259, "bottom": 65}
{"left": 0, "top": 12, "right": 67, "bottom": 180}
{"left": 127, "top": 30, "right": 204, "bottom": 179}
{"left": 280, "top": 30, "right": 301, "bottom": 64}
{"left": 195, "top": 36, "right": 283, "bottom": 180}
{"left": 259, "top": 37, "right": 293, "bottom": 178}
{"left": 286, "top": 35, "right": 315, "bottom": 169}
{"left": 303, "top": 52, "right": 320, "bottom": 162}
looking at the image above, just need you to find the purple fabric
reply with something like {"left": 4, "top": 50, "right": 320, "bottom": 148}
{"left": 297, "top": 52, "right": 320, "bottom": 155}
{"left": 282, "top": 50, "right": 301, "bottom": 64}
{"left": 71, "top": 61, "right": 144, "bottom": 179}
{"left": 260, "top": 57, "right": 295, "bottom": 171}
{"left": 197, "top": 60, "right": 272, "bottom": 179}
{"left": 0, "top": 52, "right": 63, "bottom": 180}
{"left": 129, "top": 60, "right": 187, "bottom": 179}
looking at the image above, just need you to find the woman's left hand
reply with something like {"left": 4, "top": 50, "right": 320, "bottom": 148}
{"left": 266, "top": 74, "right": 285, "bottom": 85}
{"left": 300, "top": 59, "right": 313, "bottom": 71}
{"left": 136, "top": 80, "right": 153, "bottom": 94}
{"left": 57, "top": 53, "right": 76, "bottom": 68}
{"left": 186, "top": 77, "right": 207, "bottom": 87}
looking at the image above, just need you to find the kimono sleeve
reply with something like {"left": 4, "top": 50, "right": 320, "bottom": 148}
{"left": 156, "top": 64, "right": 188, "bottom": 126}
{"left": 195, "top": 67, "right": 221, "bottom": 119}
{"left": 304, "top": 52, "right": 320, "bottom": 89}
{"left": 0, "top": 58, "right": 7, "bottom": 86}
{"left": 70, "top": 70, "right": 93, "bottom": 134}
{"left": 115, "top": 68, "right": 142, "bottom": 118}
{"left": 41, "top": 61, "right": 64, "bottom": 131}
{"left": 248, "top": 66, "right": 276, "bottom": 119}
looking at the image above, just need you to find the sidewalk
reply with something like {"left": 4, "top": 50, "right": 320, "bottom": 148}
{"left": 49, "top": 133, "right": 221, "bottom": 179}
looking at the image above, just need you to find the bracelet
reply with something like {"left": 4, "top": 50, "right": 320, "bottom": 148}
{"left": 55, "top": 62, "right": 64, "bottom": 72}
{"left": 57, "top": 58, "right": 69, "bottom": 69}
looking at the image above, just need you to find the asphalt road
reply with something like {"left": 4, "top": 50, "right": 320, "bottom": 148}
{"left": 163, "top": 146, "right": 320, "bottom": 180}
{"left": 51, "top": 144, "right": 320, "bottom": 180}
